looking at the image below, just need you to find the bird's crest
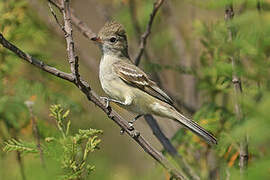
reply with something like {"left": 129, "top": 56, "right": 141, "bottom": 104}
{"left": 98, "top": 20, "right": 126, "bottom": 37}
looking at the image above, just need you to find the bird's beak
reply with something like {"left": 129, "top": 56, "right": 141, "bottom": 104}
{"left": 91, "top": 36, "right": 102, "bottom": 43}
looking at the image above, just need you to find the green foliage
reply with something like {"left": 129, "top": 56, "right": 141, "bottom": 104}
{"left": 49, "top": 105, "right": 103, "bottom": 180}
{"left": 174, "top": 3, "right": 270, "bottom": 179}
{"left": 4, "top": 105, "right": 102, "bottom": 180}
{"left": 3, "top": 139, "right": 38, "bottom": 154}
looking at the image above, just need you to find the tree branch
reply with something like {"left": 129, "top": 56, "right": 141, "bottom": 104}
{"left": 48, "top": 2, "right": 66, "bottom": 34}
{"left": 48, "top": 0, "right": 96, "bottom": 39}
{"left": 145, "top": 115, "right": 200, "bottom": 180}
{"left": 16, "top": 151, "right": 26, "bottom": 180}
{"left": 0, "top": 23, "right": 185, "bottom": 180}
{"left": 134, "top": 0, "right": 165, "bottom": 66}
{"left": 225, "top": 4, "right": 248, "bottom": 174}
{"left": 257, "top": 0, "right": 261, "bottom": 12}
{"left": 61, "top": 0, "right": 79, "bottom": 81}
{"left": 0, "top": 34, "right": 74, "bottom": 82}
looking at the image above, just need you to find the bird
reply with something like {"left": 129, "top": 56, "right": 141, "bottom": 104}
{"left": 91, "top": 20, "right": 217, "bottom": 145}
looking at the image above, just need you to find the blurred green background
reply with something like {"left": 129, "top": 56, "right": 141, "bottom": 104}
{"left": 1, "top": 0, "right": 270, "bottom": 179}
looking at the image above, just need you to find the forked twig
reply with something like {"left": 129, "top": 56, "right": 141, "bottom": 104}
{"left": 134, "top": 0, "right": 165, "bottom": 66}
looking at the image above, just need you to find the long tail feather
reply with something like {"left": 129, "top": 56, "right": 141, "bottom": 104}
{"left": 173, "top": 112, "right": 217, "bottom": 145}
{"left": 150, "top": 101, "right": 217, "bottom": 144}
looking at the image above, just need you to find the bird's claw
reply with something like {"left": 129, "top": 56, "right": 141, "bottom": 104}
{"left": 128, "top": 122, "right": 134, "bottom": 127}
{"left": 120, "top": 123, "right": 134, "bottom": 135}
{"left": 100, "top": 96, "right": 110, "bottom": 108}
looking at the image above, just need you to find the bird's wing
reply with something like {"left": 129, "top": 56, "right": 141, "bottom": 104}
{"left": 112, "top": 61, "right": 173, "bottom": 105}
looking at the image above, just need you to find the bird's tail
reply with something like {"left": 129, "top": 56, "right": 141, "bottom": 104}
{"left": 172, "top": 111, "right": 217, "bottom": 145}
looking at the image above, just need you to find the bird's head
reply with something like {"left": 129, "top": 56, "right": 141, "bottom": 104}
{"left": 91, "top": 20, "right": 129, "bottom": 58}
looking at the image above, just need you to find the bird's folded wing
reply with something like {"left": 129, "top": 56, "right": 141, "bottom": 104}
{"left": 112, "top": 61, "right": 173, "bottom": 105}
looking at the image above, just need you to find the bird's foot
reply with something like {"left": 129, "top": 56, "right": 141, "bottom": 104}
{"left": 100, "top": 96, "right": 110, "bottom": 108}
{"left": 100, "top": 96, "right": 127, "bottom": 108}
{"left": 120, "top": 115, "right": 142, "bottom": 134}
{"left": 128, "top": 114, "right": 143, "bottom": 126}
{"left": 128, "top": 121, "right": 134, "bottom": 127}
{"left": 120, "top": 121, "right": 135, "bottom": 135}
{"left": 120, "top": 128, "right": 125, "bottom": 135}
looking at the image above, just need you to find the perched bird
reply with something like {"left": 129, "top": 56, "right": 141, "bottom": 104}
{"left": 91, "top": 21, "right": 217, "bottom": 145}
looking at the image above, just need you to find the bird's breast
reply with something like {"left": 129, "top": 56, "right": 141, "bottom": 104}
{"left": 99, "top": 55, "right": 125, "bottom": 100}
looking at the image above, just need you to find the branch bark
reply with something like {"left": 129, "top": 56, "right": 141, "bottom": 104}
{"left": 134, "top": 0, "right": 165, "bottom": 66}
{"left": 145, "top": 115, "right": 200, "bottom": 180}
{"left": 0, "top": 13, "right": 185, "bottom": 180}
{"left": 61, "top": 0, "right": 79, "bottom": 81}
{"left": 225, "top": 4, "right": 248, "bottom": 173}
{"left": 48, "top": 0, "right": 96, "bottom": 39}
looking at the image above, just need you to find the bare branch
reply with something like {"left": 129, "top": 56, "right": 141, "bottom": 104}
{"left": 257, "top": 0, "right": 261, "bottom": 12}
{"left": 134, "top": 0, "right": 165, "bottom": 66}
{"left": 0, "top": 33, "right": 185, "bottom": 180}
{"left": 48, "top": 0, "right": 96, "bottom": 39}
{"left": 0, "top": 34, "right": 74, "bottom": 82}
{"left": 60, "top": 0, "right": 79, "bottom": 82}
{"left": 225, "top": 4, "right": 248, "bottom": 173}
{"left": 145, "top": 115, "right": 200, "bottom": 180}
{"left": 16, "top": 151, "right": 26, "bottom": 180}
{"left": 48, "top": 2, "right": 66, "bottom": 34}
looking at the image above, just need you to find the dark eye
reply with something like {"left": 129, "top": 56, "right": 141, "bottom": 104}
{"left": 109, "top": 37, "right": 117, "bottom": 43}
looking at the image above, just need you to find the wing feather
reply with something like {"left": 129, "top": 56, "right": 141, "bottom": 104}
{"left": 113, "top": 61, "right": 173, "bottom": 105}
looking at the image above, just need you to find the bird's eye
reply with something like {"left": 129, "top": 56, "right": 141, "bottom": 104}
{"left": 109, "top": 37, "right": 117, "bottom": 43}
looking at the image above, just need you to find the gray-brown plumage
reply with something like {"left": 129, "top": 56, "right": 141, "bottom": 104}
{"left": 113, "top": 61, "right": 174, "bottom": 105}
{"left": 92, "top": 21, "right": 217, "bottom": 145}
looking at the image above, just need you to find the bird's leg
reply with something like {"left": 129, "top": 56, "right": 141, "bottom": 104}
{"left": 100, "top": 96, "right": 134, "bottom": 134}
{"left": 120, "top": 115, "right": 143, "bottom": 135}
{"left": 128, "top": 114, "right": 143, "bottom": 127}
{"left": 100, "top": 96, "right": 131, "bottom": 108}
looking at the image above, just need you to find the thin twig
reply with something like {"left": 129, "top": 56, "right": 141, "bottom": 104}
{"left": 225, "top": 4, "right": 248, "bottom": 174}
{"left": 0, "top": 20, "right": 185, "bottom": 180}
{"left": 16, "top": 151, "right": 26, "bottom": 180}
{"left": 0, "top": 34, "right": 74, "bottom": 82}
{"left": 48, "top": 2, "right": 66, "bottom": 34}
{"left": 48, "top": 0, "right": 96, "bottom": 39}
{"left": 25, "top": 101, "right": 45, "bottom": 168}
{"left": 257, "top": 0, "right": 261, "bottom": 12}
{"left": 134, "top": 0, "right": 165, "bottom": 66}
{"left": 60, "top": 0, "right": 80, "bottom": 82}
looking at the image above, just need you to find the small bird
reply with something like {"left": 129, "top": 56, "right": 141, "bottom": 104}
{"left": 91, "top": 21, "right": 217, "bottom": 145}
